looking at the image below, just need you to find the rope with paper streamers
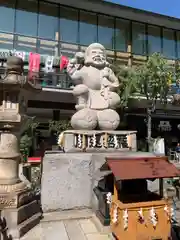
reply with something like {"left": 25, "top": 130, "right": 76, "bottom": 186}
{"left": 107, "top": 198, "right": 175, "bottom": 230}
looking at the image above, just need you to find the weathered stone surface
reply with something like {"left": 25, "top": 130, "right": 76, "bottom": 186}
{"left": 0, "top": 56, "right": 41, "bottom": 193}
{"left": 41, "top": 153, "right": 93, "bottom": 212}
{"left": 0, "top": 56, "right": 42, "bottom": 239}
{"left": 67, "top": 43, "right": 120, "bottom": 130}
{"left": 41, "top": 150, "right": 155, "bottom": 213}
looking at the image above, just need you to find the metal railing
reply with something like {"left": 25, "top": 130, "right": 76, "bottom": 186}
{"left": 29, "top": 71, "right": 74, "bottom": 90}
{"left": 1, "top": 65, "right": 180, "bottom": 95}
{"left": 0, "top": 66, "right": 74, "bottom": 90}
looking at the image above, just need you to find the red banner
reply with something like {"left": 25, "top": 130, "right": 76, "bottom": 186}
{"left": 28, "top": 52, "right": 40, "bottom": 79}
{"left": 60, "top": 55, "right": 69, "bottom": 71}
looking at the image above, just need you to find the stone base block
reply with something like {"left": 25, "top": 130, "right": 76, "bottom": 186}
{"left": 61, "top": 130, "right": 137, "bottom": 152}
{"left": 0, "top": 190, "right": 41, "bottom": 239}
{"left": 96, "top": 210, "right": 110, "bottom": 226}
{"left": 41, "top": 151, "right": 155, "bottom": 213}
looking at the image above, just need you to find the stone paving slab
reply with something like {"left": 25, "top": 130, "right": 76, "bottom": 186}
{"left": 21, "top": 217, "right": 111, "bottom": 240}
{"left": 64, "top": 220, "right": 86, "bottom": 240}
{"left": 86, "top": 234, "right": 111, "bottom": 240}
{"left": 79, "top": 219, "right": 99, "bottom": 234}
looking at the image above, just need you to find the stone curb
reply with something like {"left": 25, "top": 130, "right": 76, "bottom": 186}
{"left": 41, "top": 209, "right": 94, "bottom": 222}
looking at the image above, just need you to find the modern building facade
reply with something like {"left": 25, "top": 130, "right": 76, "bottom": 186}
{"left": 2, "top": 0, "right": 180, "bottom": 62}
{"left": 1, "top": 0, "right": 180, "bottom": 151}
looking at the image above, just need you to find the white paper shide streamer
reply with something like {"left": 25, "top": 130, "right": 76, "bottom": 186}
{"left": 106, "top": 192, "right": 112, "bottom": 205}
{"left": 113, "top": 135, "right": 119, "bottom": 148}
{"left": 57, "top": 132, "right": 64, "bottom": 147}
{"left": 87, "top": 135, "right": 91, "bottom": 148}
{"left": 164, "top": 205, "right": 170, "bottom": 220}
{"left": 92, "top": 134, "right": 96, "bottom": 147}
{"left": 77, "top": 134, "right": 82, "bottom": 148}
{"left": 170, "top": 206, "right": 176, "bottom": 223}
{"left": 123, "top": 209, "right": 128, "bottom": 230}
{"left": 112, "top": 206, "right": 118, "bottom": 224}
{"left": 150, "top": 207, "right": 158, "bottom": 227}
{"left": 138, "top": 208, "right": 144, "bottom": 223}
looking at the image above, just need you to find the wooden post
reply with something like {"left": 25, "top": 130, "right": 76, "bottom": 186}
{"left": 159, "top": 178, "right": 164, "bottom": 198}
{"left": 113, "top": 179, "right": 118, "bottom": 200}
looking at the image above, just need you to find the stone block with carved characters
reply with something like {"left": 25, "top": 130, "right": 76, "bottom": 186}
{"left": 58, "top": 130, "right": 137, "bottom": 153}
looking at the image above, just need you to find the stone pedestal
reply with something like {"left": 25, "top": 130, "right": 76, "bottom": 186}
{"left": 42, "top": 130, "right": 140, "bottom": 213}
{"left": 0, "top": 131, "right": 41, "bottom": 239}
{"left": 41, "top": 150, "right": 155, "bottom": 213}
{"left": 1, "top": 190, "right": 41, "bottom": 239}
{"left": 41, "top": 130, "right": 157, "bottom": 227}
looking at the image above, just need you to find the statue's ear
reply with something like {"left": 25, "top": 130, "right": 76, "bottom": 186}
{"left": 105, "top": 60, "right": 111, "bottom": 67}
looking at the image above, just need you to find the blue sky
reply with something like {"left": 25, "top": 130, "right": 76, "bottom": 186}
{"left": 105, "top": 0, "right": 180, "bottom": 19}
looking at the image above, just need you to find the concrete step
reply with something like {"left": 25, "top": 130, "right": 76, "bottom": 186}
{"left": 18, "top": 212, "right": 41, "bottom": 238}
{"left": 18, "top": 200, "right": 41, "bottom": 224}
{"left": 42, "top": 209, "right": 93, "bottom": 222}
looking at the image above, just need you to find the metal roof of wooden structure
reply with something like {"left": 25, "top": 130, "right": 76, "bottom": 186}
{"left": 107, "top": 156, "right": 180, "bottom": 180}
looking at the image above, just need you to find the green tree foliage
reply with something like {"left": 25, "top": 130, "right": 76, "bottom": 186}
{"left": 138, "top": 53, "right": 170, "bottom": 150}
{"left": 116, "top": 53, "right": 171, "bottom": 106}
{"left": 137, "top": 53, "right": 170, "bottom": 106}
{"left": 48, "top": 120, "right": 71, "bottom": 135}
{"left": 20, "top": 118, "right": 39, "bottom": 161}
{"left": 113, "top": 64, "right": 140, "bottom": 106}
{"left": 116, "top": 53, "right": 171, "bottom": 151}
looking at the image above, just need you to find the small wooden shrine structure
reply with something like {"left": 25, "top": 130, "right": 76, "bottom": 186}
{"left": 106, "top": 156, "right": 180, "bottom": 240}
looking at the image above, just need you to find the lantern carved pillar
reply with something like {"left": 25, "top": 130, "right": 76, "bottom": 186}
{"left": 0, "top": 56, "right": 41, "bottom": 239}
{"left": 0, "top": 56, "right": 41, "bottom": 193}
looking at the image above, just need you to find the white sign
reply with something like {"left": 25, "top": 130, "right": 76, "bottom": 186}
{"left": 158, "top": 121, "right": 171, "bottom": 131}
{"left": 153, "top": 138, "right": 165, "bottom": 155}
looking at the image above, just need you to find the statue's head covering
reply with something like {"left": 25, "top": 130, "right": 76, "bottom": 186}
{"left": 84, "top": 43, "right": 106, "bottom": 66}
{"left": 85, "top": 43, "right": 105, "bottom": 55}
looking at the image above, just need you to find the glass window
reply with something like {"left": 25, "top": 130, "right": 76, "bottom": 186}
{"left": 132, "top": 22, "right": 146, "bottom": 55}
{"left": 163, "top": 28, "right": 176, "bottom": 59}
{"left": 14, "top": 35, "right": 37, "bottom": 53}
{"left": 0, "top": 0, "right": 15, "bottom": 33}
{"left": 115, "top": 18, "right": 129, "bottom": 52}
{"left": 61, "top": 42, "right": 79, "bottom": 57}
{"left": 15, "top": 0, "right": 38, "bottom": 36}
{"left": 177, "top": 31, "right": 180, "bottom": 59}
{"left": 148, "top": 25, "right": 161, "bottom": 54}
{"left": 38, "top": 39, "right": 58, "bottom": 56}
{"left": 0, "top": 33, "right": 14, "bottom": 50}
{"left": 79, "top": 11, "right": 97, "bottom": 46}
{"left": 38, "top": 2, "right": 59, "bottom": 40}
{"left": 106, "top": 50, "right": 115, "bottom": 65}
{"left": 60, "top": 7, "right": 78, "bottom": 44}
{"left": 98, "top": 15, "right": 114, "bottom": 49}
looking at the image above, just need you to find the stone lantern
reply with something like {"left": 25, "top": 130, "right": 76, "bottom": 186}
{"left": 0, "top": 56, "right": 41, "bottom": 239}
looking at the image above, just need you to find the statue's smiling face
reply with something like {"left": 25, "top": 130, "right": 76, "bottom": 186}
{"left": 91, "top": 48, "right": 106, "bottom": 67}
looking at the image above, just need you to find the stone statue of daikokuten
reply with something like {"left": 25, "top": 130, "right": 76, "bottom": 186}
{"left": 67, "top": 43, "right": 121, "bottom": 130}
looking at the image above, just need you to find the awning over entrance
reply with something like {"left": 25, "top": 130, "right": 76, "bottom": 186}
{"left": 107, "top": 156, "right": 180, "bottom": 180}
